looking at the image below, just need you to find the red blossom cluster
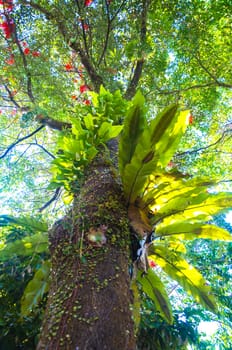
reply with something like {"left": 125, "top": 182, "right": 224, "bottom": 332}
{"left": 64, "top": 59, "right": 91, "bottom": 105}
{"left": 5, "top": 53, "right": 14, "bottom": 64}
{"left": 79, "top": 84, "right": 89, "bottom": 93}
{"left": 149, "top": 260, "right": 157, "bottom": 268}
{"left": 0, "top": 18, "right": 14, "bottom": 38}
{"left": 71, "top": 85, "right": 91, "bottom": 105}
{"left": 84, "top": 0, "right": 93, "bottom": 6}
{"left": 24, "top": 47, "right": 30, "bottom": 55}
{"left": 83, "top": 99, "right": 91, "bottom": 105}
{"left": 64, "top": 62, "right": 74, "bottom": 71}
{"left": 188, "top": 114, "right": 194, "bottom": 124}
{"left": 83, "top": 23, "right": 89, "bottom": 31}
{"left": 0, "top": 1, "right": 15, "bottom": 38}
{"left": 22, "top": 44, "right": 40, "bottom": 57}
{"left": 0, "top": 0, "right": 14, "bottom": 12}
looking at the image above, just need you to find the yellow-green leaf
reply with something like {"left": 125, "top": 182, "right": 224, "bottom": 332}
{"left": 149, "top": 247, "right": 217, "bottom": 313}
{"left": 137, "top": 269, "right": 173, "bottom": 324}
{"left": 156, "top": 222, "right": 232, "bottom": 241}
{"left": 119, "top": 90, "right": 146, "bottom": 176}
{"left": 21, "top": 261, "right": 51, "bottom": 316}
{"left": 0, "top": 232, "right": 48, "bottom": 261}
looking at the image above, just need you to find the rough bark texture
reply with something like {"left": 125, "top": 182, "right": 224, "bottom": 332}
{"left": 37, "top": 155, "right": 136, "bottom": 350}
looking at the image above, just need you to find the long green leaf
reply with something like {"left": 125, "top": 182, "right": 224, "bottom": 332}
{"left": 0, "top": 215, "right": 48, "bottom": 232}
{"left": 150, "top": 107, "right": 189, "bottom": 168}
{"left": 0, "top": 232, "right": 48, "bottom": 261}
{"left": 149, "top": 247, "right": 217, "bottom": 313}
{"left": 151, "top": 192, "right": 232, "bottom": 227}
{"left": 119, "top": 90, "right": 146, "bottom": 176}
{"left": 121, "top": 105, "right": 189, "bottom": 203}
{"left": 156, "top": 223, "right": 232, "bottom": 241}
{"left": 137, "top": 269, "right": 173, "bottom": 324}
{"left": 21, "top": 260, "right": 51, "bottom": 316}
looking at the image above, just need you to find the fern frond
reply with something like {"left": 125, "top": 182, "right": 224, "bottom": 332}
{"left": 149, "top": 248, "right": 217, "bottom": 313}
{"left": 119, "top": 90, "right": 146, "bottom": 176}
{"left": 137, "top": 269, "right": 173, "bottom": 324}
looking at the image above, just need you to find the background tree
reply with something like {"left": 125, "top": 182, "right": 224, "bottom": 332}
{"left": 0, "top": 1, "right": 232, "bottom": 349}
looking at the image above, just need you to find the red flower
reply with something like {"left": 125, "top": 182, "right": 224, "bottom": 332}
{"left": 79, "top": 84, "right": 88, "bottom": 93}
{"left": 149, "top": 260, "right": 157, "bottom": 268}
{"left": 0, "top": 19, "right": 14, "bottom": 39}
{"left": 188, "top": 114, "right": 194, "bottom": 125}
{"left": 83, "top": 99, "right": 91, "bottom": 105}
{"left": 83, "top": 23, "right": 89, "bottom": 31}
{"left": 23, "top": 47, "right": 30, "bottom": 55}
{"left": 167, "top": 161, "right": 175, "bottom": 168}
{"left": 5, "top": 53, "right": 14, "bottom": 65}
{"left": 32, "top": 51, "right": 40, "bottom": 57}
{"left": 84, "top": 0, "right": 93, "bottom": 6}
{"left": 65, "top": 63, "right": 73, "bottom": 71}
{"left": 0, "top": 0, "right": 14, "bottom": 12}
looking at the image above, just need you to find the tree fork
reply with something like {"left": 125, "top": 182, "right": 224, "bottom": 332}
{"left": 37, "top": 155, "right": 136, "bottom": 350}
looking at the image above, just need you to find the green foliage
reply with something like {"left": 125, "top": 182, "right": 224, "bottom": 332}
{"left": 137, "top": 269, "right": 173, "bottom": 324}
{"left": 0, "top": 215, "right": 48, "bottom": 232}
{"left": 119, "top": 101, "right": 189, "bottom": 203}
{"left": 49, "top": 87, "right": 126, "bottom": 198}
{"left": 21, "top": 260, "right": 51, "bottom": 317}
{"left": 0, "top": 225, "right": 48, "bottom": 349}
{"left": 137, "top": 297, "right": 198, "bottom": 350}
{"left": 149, "top": 248, "right": 217, "bottom": 313}
{"left": 0, "top": 1, "right": 231, "bottom": 348}
{"left": 119, "top": 90, "right": 147, "bottom": 175}
{"left": 156, "top": 223, "right": 232, "bottom": 241}
{"left": 0, "top": 232, "right": 48, "bottom": 261}
{"left": 119, "top": 94, "right": 231, "bottom": 319}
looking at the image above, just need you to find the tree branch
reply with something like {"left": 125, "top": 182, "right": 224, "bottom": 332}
{"left": 30, "top": 142, "right": 56, "bottom": 159}
{"left": 176, "top": 130, "right": 232, "bottom": 158}
{"left": 39, "top": 187, "right": 61, "bottom": 212}
{"left": 97, "top": 0, "right": 112, "bottom": 66}
{"left": 0, "top": 125, "right": 45, "bottom": 159}
{"left": 3, "top": 84, "right": 21, "bottom": 108}
{"left": 4, "top": 10, "right": 35, "bottom": 103}
{"left": 124, "top": 0, "right": 150, "bottom": 99}
{"left": 35, "top": 114, "right": 71, "bottom": 131}
{"left": 19, "top": 0, "right": 104, "bottom": 92}
{"left": 195, "top": 54, "right": 232, "bottom": 89}
{"left": 70, "top": 42, "right": 104, "bottom": 92}
{"left": 154, "top": 81, "right": 222, "bottom": 96}
{"left": 18, "top": 0, "right": 54, "bottom": 19}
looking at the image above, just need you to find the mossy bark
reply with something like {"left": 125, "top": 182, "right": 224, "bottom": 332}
{"left": 37, "top": 156, "right": 136, "bottom": 350}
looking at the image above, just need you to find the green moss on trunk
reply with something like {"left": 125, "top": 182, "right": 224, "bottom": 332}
{"left": 37, "top": 157, "right": 136, "bottom": 350}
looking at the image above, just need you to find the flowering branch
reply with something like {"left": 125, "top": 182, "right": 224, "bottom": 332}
{"left": 19, "top": 0, "right": 104, "bottom": 92}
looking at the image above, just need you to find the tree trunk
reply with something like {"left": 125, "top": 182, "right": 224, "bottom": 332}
{"left": 37, "top": 154, "right": 136, "bottom": 350}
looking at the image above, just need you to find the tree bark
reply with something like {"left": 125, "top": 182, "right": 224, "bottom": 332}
{"left": 37, "top": 154, "right": 136, "bottom": 350}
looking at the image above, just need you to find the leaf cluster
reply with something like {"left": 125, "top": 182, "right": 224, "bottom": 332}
{"left": 118, "top": 91, "right": 232, "bottom": 323}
